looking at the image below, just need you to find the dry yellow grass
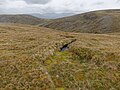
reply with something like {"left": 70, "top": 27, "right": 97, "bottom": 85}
{"left": 0, "top": 24, "right": 120, "bottom": 89}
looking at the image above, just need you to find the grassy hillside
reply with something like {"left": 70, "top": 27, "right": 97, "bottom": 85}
{"left": 0, "top": 24, "right": 120, "bottom": 89}
{"left": 1, "top": 10, "right": 120, "bottom": 34}
{"left": 40, "top": 9, "right": 120, "bottom": 33}
{"left": 0, "top": 14, "right": 46, "bottom": 25}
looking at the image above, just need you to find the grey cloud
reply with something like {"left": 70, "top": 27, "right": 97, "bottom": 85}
{"left": 95, "top": 2, "right": 104, "bottom": 5}
{"left": 116, "top": 0, "right": 120, "bottom": 3}
{"left": 91, "top": 2, "right": 105, "bottom": 6}
{"left": 0, "top": 0, "right": 120, "bottom": 15}
{"left": 117, "top": 0, "right": 120, "bottom": 2}
{"left": 0, "top": 0, "right": 6, "bottom": 5}
{"left": 24, "top": 0, "right": 51, "bottom": 4}
{"left": 0, "top": 8, "right": 5, "bottom": 14}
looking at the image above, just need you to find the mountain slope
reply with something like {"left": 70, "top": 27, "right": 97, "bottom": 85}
{"left": 0, "top": 14, "right": 46, "bottom": 25}
{"left": 0, "top": 24, "right": 120, "bottom": 89}
{"left": 40, "top": 9, "right": 120, "bottom": 33}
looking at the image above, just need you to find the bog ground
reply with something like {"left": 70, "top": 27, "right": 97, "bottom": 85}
{"left": 0, "top": 24, "right": 120, "bottom": 90}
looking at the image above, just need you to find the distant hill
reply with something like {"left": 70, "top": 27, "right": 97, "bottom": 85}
{"left": 1, "top": 10, "right": 120, "bottom": 34}
{"left": 31, "top": 13, "right": 75, "bottom": 19}
{"left": 40, "top": 9, "right": 120, "bottom": 33}
{"left": 0, "top": 14, "right": 46, "bottom": 25}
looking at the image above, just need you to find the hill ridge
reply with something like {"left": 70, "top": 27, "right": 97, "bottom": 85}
{"left": 0, "top": 14, "right": 46, "bottom": 25}
{"left": 39, "top": 9, "right": 120, "bottom": 33}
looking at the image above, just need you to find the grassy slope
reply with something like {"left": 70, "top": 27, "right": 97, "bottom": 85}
{"left": 40, "top": 9, "right": 120, "bottom": 33}
{"left": 0, "top": 24, "right": 120, "bottom": 89}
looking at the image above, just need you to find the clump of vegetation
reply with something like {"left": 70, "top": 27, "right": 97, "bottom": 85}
{"left": 44, "top": 48, "right": 120, "bottom": 89}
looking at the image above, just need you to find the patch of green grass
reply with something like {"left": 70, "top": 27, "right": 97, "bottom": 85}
{"left": 44, "top": 47, "right": 120, "bottom": 89}
{"left": 44, "top": 51, "right": 71, "bottom": 66}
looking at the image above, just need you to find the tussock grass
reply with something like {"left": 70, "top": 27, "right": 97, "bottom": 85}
{"left": 0, "top": 24, "right": 120, "bottom": 89}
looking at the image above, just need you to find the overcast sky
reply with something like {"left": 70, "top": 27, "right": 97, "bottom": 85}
{"left": 0, "top": 0, "right": 120, "bottom": 14}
